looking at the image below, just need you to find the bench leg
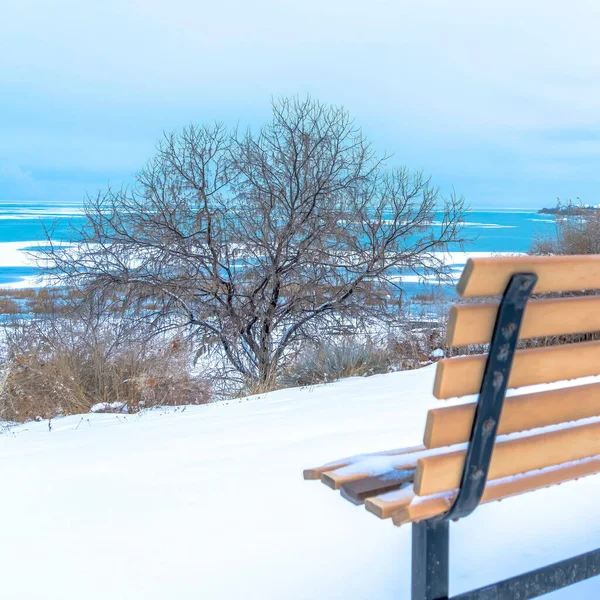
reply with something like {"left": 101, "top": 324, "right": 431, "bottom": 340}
{"left": 412, "top": 520, "right": 449, "bottom": 600}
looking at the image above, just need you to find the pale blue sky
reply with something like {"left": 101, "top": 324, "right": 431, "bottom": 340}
{"left": 2, "top": 0, "right": 600, "bottom": 207}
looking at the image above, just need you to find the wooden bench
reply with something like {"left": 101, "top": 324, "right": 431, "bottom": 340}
{"left": 304, "top": 255, "right": 600, "bottom": 600}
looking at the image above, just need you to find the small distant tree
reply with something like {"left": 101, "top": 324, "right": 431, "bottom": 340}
{"left": 47, "top": 97, "right": 467, "bottom": 388}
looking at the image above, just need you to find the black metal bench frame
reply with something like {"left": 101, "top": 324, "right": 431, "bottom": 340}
{"left": 413, "top": 273, "right": 600, "bottom": 600}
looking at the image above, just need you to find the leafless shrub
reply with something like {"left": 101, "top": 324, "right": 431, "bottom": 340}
{"left": 280, "top": 339, "right": 393, "bottom": 387}
{"left": 279, "top": 319, "right": 448, "bottom": 388}
{"left": 0, "top": 296, "right": 211, "bottom": 422}
{"left": 0, "top": 298, "right": 21, "bottom": 315}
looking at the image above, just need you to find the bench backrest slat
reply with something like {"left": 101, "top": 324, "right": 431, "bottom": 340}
{"left": 433, "top": 339, "right": 600, "bottom": 399}
{"left": 447, "top": 295, "right": 600, "bottom": 346}
{"left": 415, "top": 419, "right": 600, "bottom": 496}
{"left": 395, "top": 455, "right": 600, "bottom": 526}
{"left": 457, "top": 255, "right": 600, "bottom": 297}
{"left": 424, "top": 382, "right": 600, "bottom": 449}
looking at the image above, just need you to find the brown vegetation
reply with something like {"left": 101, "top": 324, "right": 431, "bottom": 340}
{"left": 0, "top": 296, "right": 211, "bottom": 422}
{"left": 0, "top": 287, "right": 88, "bottom": 315}
{"left": 0, "top": 298, "right": 21, "bottom": 315}
{"left": 532, "top": 200, "right": 600, "bottom": 255}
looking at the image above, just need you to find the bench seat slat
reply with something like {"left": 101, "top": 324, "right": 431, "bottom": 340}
{"left": 321, "top": 457, "right": 420, "bottom": 489}
{"left": 340, "top": 469, "right": 415, "bottom": 505}
{"left": 316, "top": 445, "right": 456, "bottom": 489}
{"left": 456, "top": 255, "right": 600, "bottom": 297}
{"left": 321, "top": 462, "right": 421, "bottom": 490}
{"left": 433, "top": 339, "right": 600, "bottom": 399}
{"left": 415, "top": 419, "right": 600, "bottom": 496}
{"left": 424, "top": 382, "right": 600, "bottom": 449}
{"left": 447, "top": 296, "right": 600, "bottom": 347}
{"left": 302, "top": 444, "right": 424, "bottom": 480}
{"left": 364, "top": 485, "right": 415, "bottom": 518}
{"left": 394, "top": 455, "right": 600, "bottom": 526}
{"left": 321, "top": 470, "right": 369, "bottom": 489}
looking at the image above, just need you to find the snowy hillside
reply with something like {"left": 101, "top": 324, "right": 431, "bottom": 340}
{"left": 3, "top": 365, "right": 600, "bottom": 599}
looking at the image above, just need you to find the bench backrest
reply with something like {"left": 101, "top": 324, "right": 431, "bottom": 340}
{"left": 417, "top": 254, "right": 600, "bottom": 504}
{"left": 406, "top": 254, "right": 600, "bottom": 600}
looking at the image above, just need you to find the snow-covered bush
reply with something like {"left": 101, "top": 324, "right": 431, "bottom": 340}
{"left": 279, "top": 324, "right": 447, "bottom": 388}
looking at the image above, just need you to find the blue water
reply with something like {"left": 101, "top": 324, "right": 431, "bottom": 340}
{"left": 0, "top": 201, "right": 85, "bottom": 242}
{"left": 445, "top": 210, "right": 555, "bottom": 252}
{"left": 0, "top": 202, "right": 555, "bottom": 289}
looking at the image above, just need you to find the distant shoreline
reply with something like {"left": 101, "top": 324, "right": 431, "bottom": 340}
{"left": 538, "top": 206, "right": 600, "bottom": 216}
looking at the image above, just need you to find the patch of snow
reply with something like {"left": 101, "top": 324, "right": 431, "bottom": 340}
{"left": 0, "top": 240, "right": 70, "bottom": 269}
{"left": 1, "top": 365, "right": 600, "bottom": 598}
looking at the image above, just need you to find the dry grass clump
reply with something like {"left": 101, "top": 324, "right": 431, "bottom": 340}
{"left": 0, "top": 298, "right": 21, "bottom": 315}
{"left": 0, "top": 288, "right": 37, "bottom": 300}
{"left": 531, "top": 202, "right": 600, "bottom": 256}
{"left": 0, "top": 322, "right": 211, "bottom": 423}
{"left": 0, "top": 288, "right": 88, "bottom": 316}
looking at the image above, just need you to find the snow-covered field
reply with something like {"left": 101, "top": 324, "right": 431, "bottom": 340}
{"left": 3, "top": 365, "right": 600, "bottom": 599}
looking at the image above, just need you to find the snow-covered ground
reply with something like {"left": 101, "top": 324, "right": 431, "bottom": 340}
{"left": 3, "top": 365, "right": 600, "bottom": 598}
{"left": 0, "top": 240, "right": 70, "bottom": 289}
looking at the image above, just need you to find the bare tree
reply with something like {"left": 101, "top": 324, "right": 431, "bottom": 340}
{"left": 46, "top": 97, "right": 467, "bottom": 388}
